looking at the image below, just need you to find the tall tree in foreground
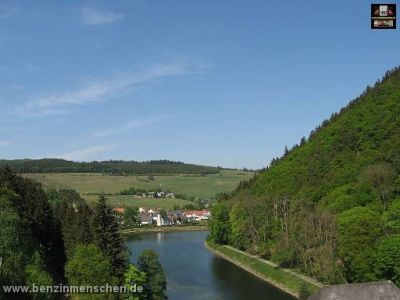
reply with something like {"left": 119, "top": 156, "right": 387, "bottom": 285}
{"left": 52, "top": 189, "right": 94, "bottom": 258}
{"left": 209, "top": 202, "right": 231, "bottom": 244}
{"left": 123, "top": 264, "right": 146, "bottom": 300}
{"left": 0, "top": 188, "right": 28, "bottom": 288}
{"left": 65, "top": 244, "right": 117, "bottom": 300}
{"left": 137, "top": 250, "right": 167, "bottom": 300}
{"left": 25, "top": 251, "right": 56, "bottom": 300}
{"left": 93, "top": 195, "right": 127, "bottom": 281}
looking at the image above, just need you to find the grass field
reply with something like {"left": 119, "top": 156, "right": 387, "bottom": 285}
{"left": 24, "top": 170, "right": 254, "bottom": 209}
{"left": 83, "top": 195, "right": 193, "bottom": 210}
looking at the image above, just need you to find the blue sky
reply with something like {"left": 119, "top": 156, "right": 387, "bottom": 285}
{"left": 0, "top": 0, "right": 399, "bottom": 169}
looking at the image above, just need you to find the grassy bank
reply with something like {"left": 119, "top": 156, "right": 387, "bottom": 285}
{"left": 121, "top": 224, "right": 208, "bottom": 234}
{"left": 205, "top": 240, "right": 321, "bottom": 298}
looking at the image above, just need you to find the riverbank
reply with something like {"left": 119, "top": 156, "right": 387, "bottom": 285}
{"left": 205, "top": 240, "right": 322, "bottom": 299}
{"left": 121, "top": 225, "right": 208, "bottom": 234}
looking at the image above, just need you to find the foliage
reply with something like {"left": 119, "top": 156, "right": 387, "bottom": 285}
{"left": 25, "top": 251, "right": 55, "bottom": 300}
{"left": 209, "top": 202, "right": 231, "bottom": 244}
{"left": 53, "top": 189, "right": 94, "bottom": 258}
{"left": 0, "top": 167, "right": 61, "bottom": 295}
{"left": 384, "top": 199, "right": 400, "bottom": 231}
{"left": 229, "top": 202, "right": 251, "bottom": 250}
{"left": 123, "top": 264, "right": 146, "bottom": 300}
{"left": 137, "top": 249, "right": 167, "bottom": 300}
{"left": 298, "top": 283, "right": 312, "bottom": 300}
{"left": 0, "top": 167, "right": 142, "bottom": 299}
{"left": 65, "top": 244, "right": 117, "bottom": 300}
{"left": 1, "top": 159, "right": 219, "bottom": 175}
{"left": 0, "top": 188, "right": 29, "bottom": 287}
{"left": 0, "top": 166, "right": 63, "bottom": 275}
{"left": 94, "top": 195, "right": 127, "bottom": 281}
{"left": 361, "top": 163, "right": 396, "bottom": 210}
{"left": 337, "top": 206, "right": 382, "bottom": 282}
{"left": 124, "top": 207, "right": 139, "bottom": 227}
{"left": 374, "top": 235, "right": 400, "bottom": 286}
{"left": 224, "top": 66, "right": 400, "bottom": 284}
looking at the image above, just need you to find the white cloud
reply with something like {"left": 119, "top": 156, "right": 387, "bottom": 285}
{"left": 91, "top": 115, "right": 170, "bottom": 138}
{"left": 0, "top": 140, "right": 14, "bottom": 147}
{"left": 56, "top": 144, "right": 119, "bottom": 161}
{"left": 17, "top": 60, "right": 208, "bottom": 117}
{"left": 80, "top": 7, "right": 123, "bottom": 25}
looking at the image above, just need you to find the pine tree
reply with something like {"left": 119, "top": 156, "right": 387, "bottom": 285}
{"left": 137, "top": 250, "right": 167, "bottom": 300}
{"left": 93, "top": 195, "right": 127, "bottom": 281}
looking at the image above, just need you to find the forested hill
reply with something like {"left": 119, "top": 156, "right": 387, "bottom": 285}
{"left": 0, "top": 159, "right": 220, "bottom": 175}
{"left": 210, "top": 66, "right": 400, "bottom": 286}
{"left": 249, "top": 66, "right": 400, "bottom": 202}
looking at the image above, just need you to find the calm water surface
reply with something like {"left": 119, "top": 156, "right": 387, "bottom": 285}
{"left": 125, "top": 230, "right": 295, "bottom": 300}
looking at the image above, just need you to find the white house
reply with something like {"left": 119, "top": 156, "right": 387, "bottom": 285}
{"left": 184, "top": 210, "right": 211, "bottom": 222}
{"left": 156, "top": 214, "right": 165, "bottom": 227}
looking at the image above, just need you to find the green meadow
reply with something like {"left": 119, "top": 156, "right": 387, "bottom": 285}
{"left": 24, "top": 170, "right": 254, "bottom": 209}
{"left": 82, "top": 195, "right": 193, "bottom": 210}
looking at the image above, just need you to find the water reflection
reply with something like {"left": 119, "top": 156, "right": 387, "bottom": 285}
{"left": 125, "top": 231, "right": 294, "bottom": 300}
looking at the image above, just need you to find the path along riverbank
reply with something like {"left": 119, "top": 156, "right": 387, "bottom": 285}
{"left": 205, "top": 240, "right": 324, "bottom": 299}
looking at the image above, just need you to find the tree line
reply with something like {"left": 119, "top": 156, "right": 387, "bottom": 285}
{"left": 0, "top": 166, "right": 167, "bottom": 299}
{"left": 0, "top": 159, "right": 220, "bottom": 175}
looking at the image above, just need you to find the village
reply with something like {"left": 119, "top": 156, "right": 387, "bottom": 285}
{"left": 114, "top": 206, "right": 211, "bottom": 227}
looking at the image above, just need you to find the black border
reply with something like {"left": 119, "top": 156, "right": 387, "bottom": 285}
{"left": 371, "top": 4, "right": 396, "bottom": 29}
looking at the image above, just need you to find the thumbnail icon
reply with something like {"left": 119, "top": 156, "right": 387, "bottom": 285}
{"left": 371, "top": 4, "right": 396, "bottom": 29}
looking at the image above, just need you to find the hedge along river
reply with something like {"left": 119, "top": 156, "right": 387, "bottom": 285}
{"left": 125, "top": 230, "right": 295, "bottom": 300}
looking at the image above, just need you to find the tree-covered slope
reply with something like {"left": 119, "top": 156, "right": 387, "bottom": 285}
{"left": 252, "top": 66, "right": 400, "bottom": 201}
{"left": 210, "top": 66, "right": 400, "bottom": 286}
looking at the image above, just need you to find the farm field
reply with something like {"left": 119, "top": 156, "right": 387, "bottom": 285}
{"left": 24, "top": 170, "right": 254, "bottom": 209}
{"left": 83, "top": 195, "right": 193, "bottom": 210}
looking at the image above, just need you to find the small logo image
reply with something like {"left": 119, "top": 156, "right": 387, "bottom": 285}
{"left": 371, "top": 4, "right": 396, "bottom": 29}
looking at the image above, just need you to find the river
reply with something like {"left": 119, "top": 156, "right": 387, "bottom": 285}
{"left": 126, "top": 230, "right": 295, "bottom": 300}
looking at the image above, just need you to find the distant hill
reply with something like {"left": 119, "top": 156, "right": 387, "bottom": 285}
{"left": 211, "top": 66, "right": 400, "bottom": 286}
{"left": 0, "top": 158, "right": 220, "bottom": 175}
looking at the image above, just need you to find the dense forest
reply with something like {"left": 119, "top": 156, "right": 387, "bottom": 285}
{"left": 0, "top": 159, "right": 220, "bottom": 175}
{"left": 0, "top": 166, "right": 167, "bottom": 299}
{"left": 210, "top": 66, "right": 400, "bottom": 286}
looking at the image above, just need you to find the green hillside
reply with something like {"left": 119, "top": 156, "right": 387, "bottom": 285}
{"left": 23, "top": 170, "right": 254, "bottom": 210}
{"left": 210, "top": 66, "right": 400, "bottom": 286}
{"left": 24, "top": 170, "right": 253, "bottom": 199}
